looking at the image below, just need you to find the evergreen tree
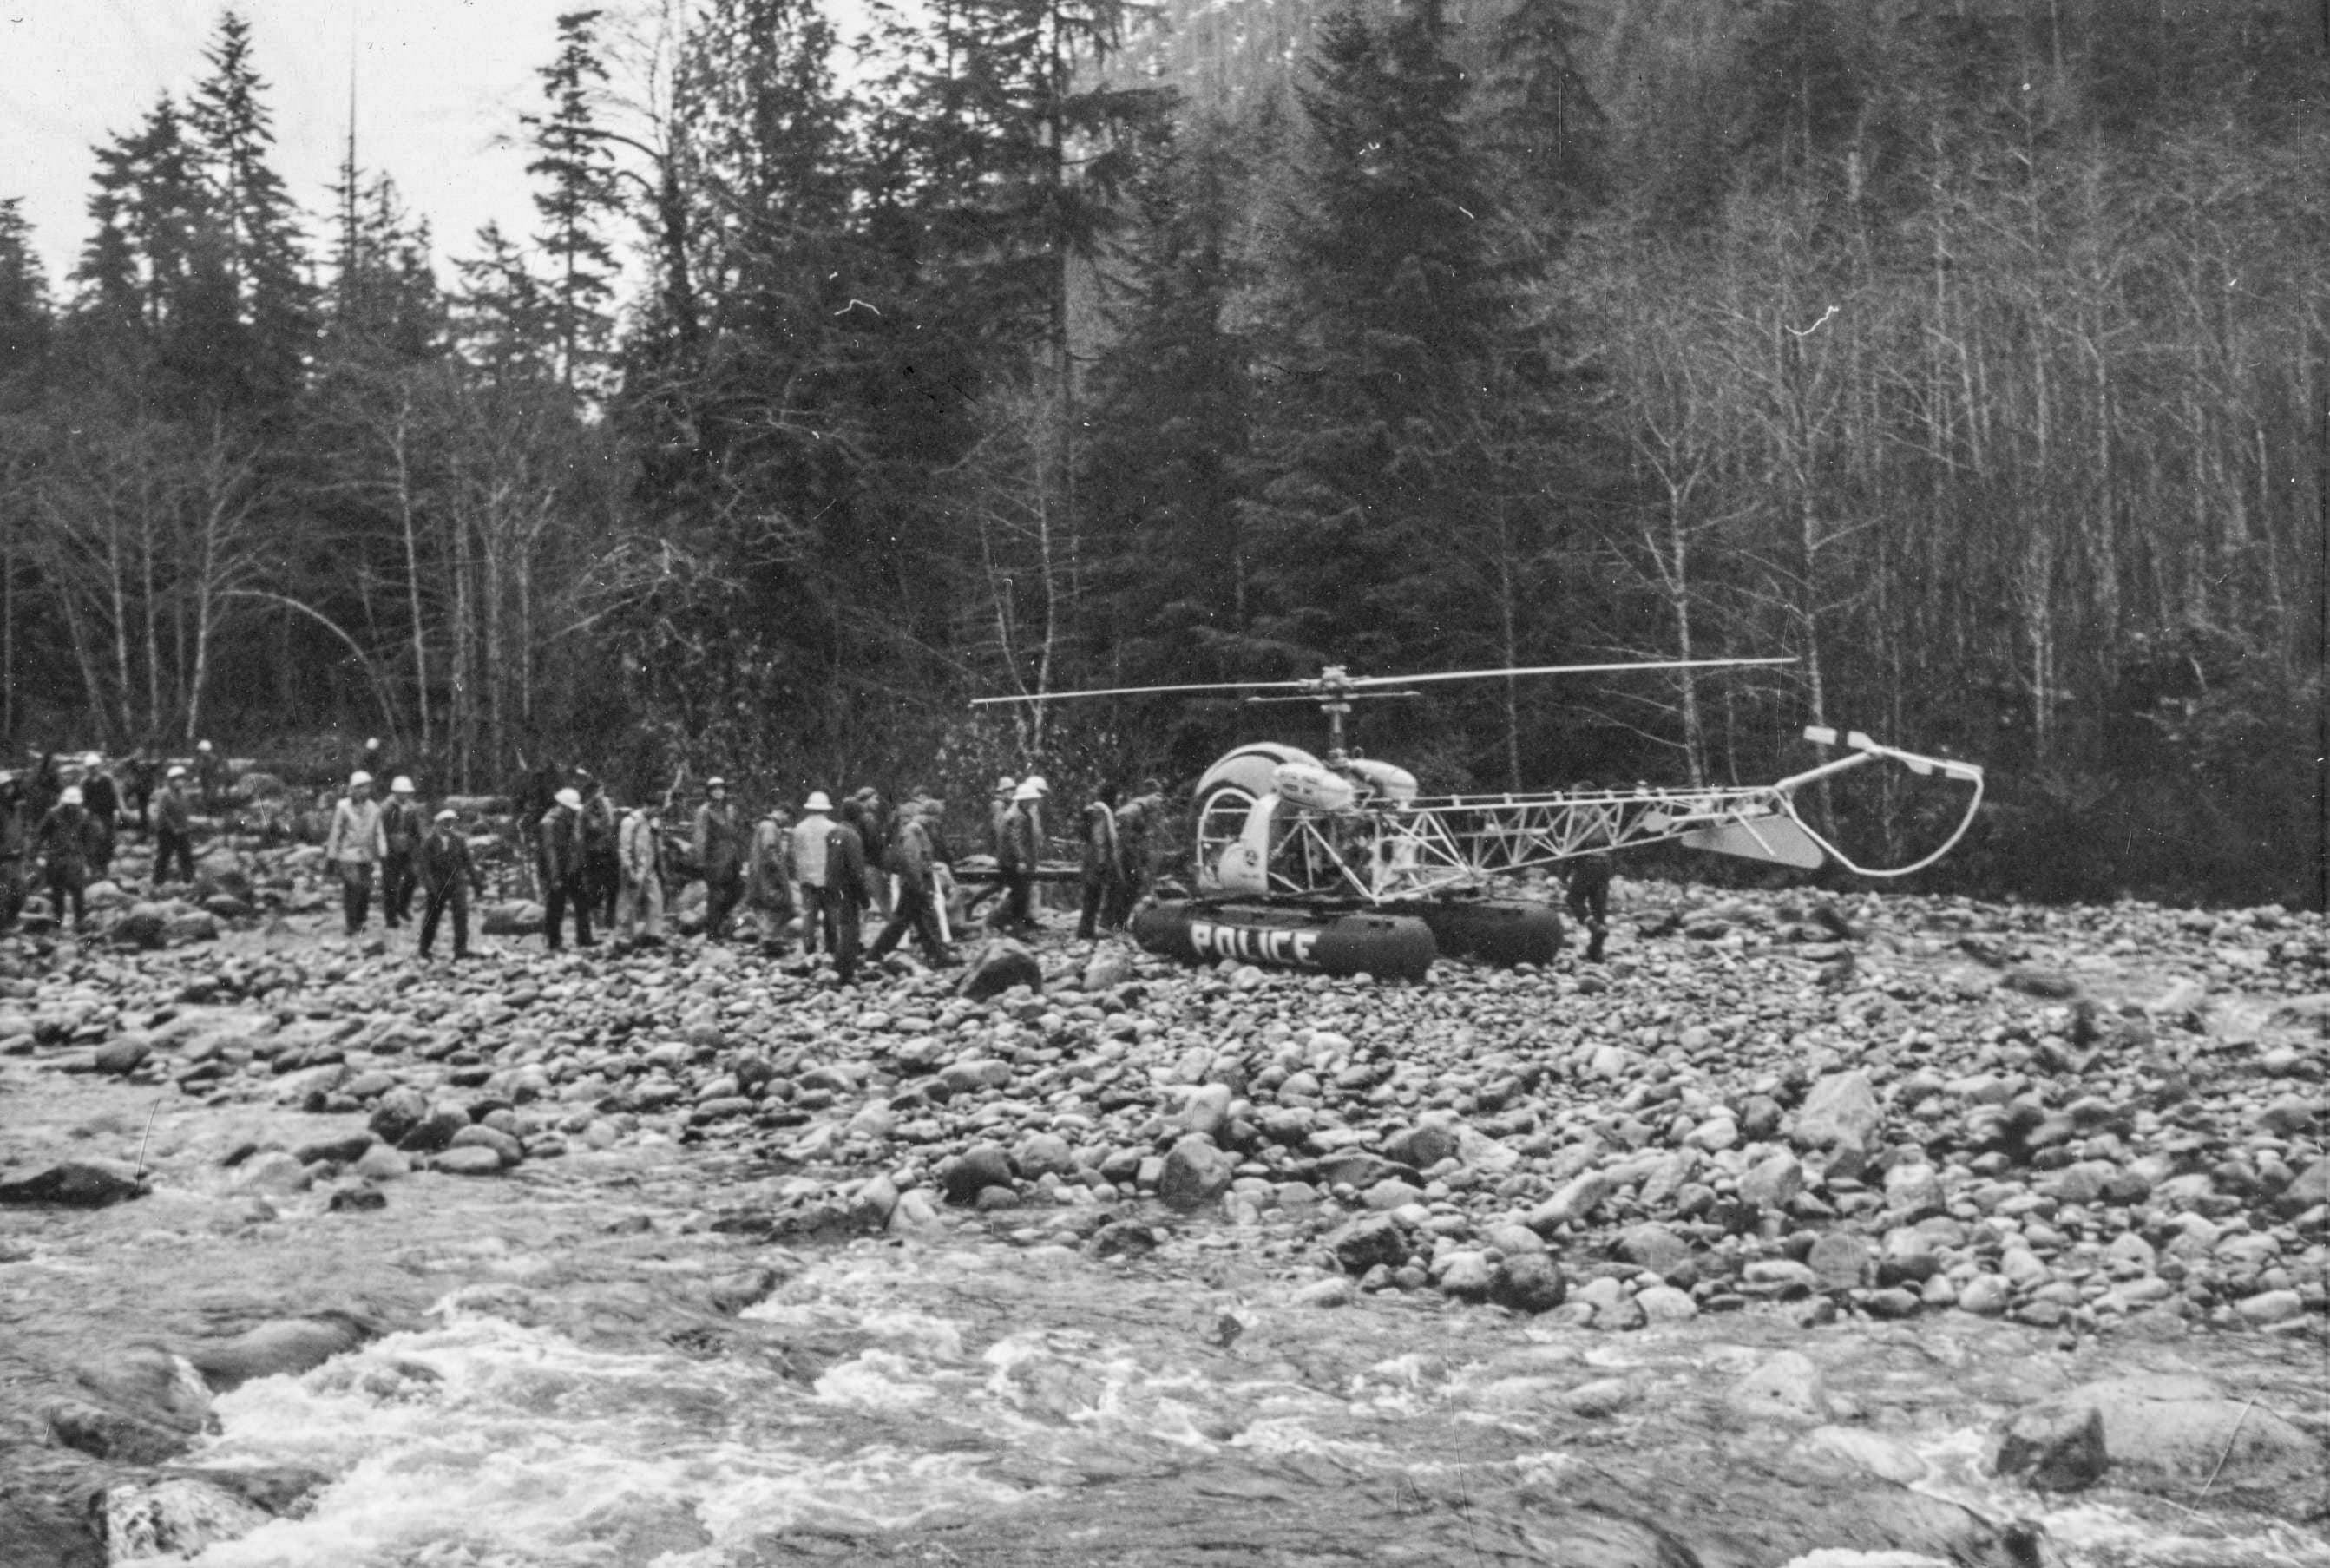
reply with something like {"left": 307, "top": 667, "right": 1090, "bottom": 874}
{"left": 188, "top": 8, "right": 314, "bottom": 407}
{"left": 523, "top": 8, "right": 622, "bottom": 393}
{"left": 1479, "top": 0, "right": 1608, "bottom": 235}
{"left": 1242, "top": 1, "right": 1530, "bottom": 683}
{"left": 451, "top": 221, "right": 554, "bottom": 384}
{"left": 0, "top": 199, "right": 53, "bottom": 386}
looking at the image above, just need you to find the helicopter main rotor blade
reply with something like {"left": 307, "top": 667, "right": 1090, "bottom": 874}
{"left": 969, "top": 678, "right": 1312, "bottom": 705}
{"left": 1339, "top": 657, "right": 1796, "bottom": 690}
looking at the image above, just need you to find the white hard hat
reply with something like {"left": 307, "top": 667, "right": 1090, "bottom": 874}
{"left": 167, "top": 765, "right": 187, "bottom": 779}
{"left": 197, "top": 739, "right": 213, "bottom": 751}
{"left": 706, "top": 776, "right": 727, "bottom": 790}
{"left": 1024, "top": 774, "right": 1050, "bottom": 795}
{"left": 365, "top": 737, "right": 381, "bottom": 748}
{"left": 391, "top": 776, "right": 414, "bottom": 794}
{"left": 1013, "top": 781, "right": 1042, "bottom": 802}
{"left": 83, "top": 751, "right": 102, "bottom": 766}
{"left": 804, "top": 791, "right": 832, "bottom": 812}
{"left": 994, "top": 775, "right": 1015, "bottom": 793}
{"left": 555, "top": 787, "right": 582, "bottom": 810}
{"left": 435, "top": 808, "right": 457, "bottom": 823}
{"left": 349, "top": 771, "right": 373, "bottom": 789}
{"left": 61, "top": 785, "right": 83, "bottom": 806}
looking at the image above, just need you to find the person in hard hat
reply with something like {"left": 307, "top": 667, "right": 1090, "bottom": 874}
{"left": 538, "top": 785, "right": 595, "bottom": 950}
{"left": 325, "top": 772, "right": 388, "bottom": 936}
{"left": 692, "top": 777, "right": 747, "bottom": 941}
{"left": 379, "top": 777, "right": 423, "bottom": 928}
{"left": 77, "top": 754, "right": 120, "bottom": 879}
{"left": 123, "top": 747, "right": 157, "bottom": 836}
{"left": 867, "top": 797, "right": 953, "bottom": 969}
{"left": 0, "top": 773, "right": 27, "bottom": 933}
{"left": 993, "top": 779, "right": 1042, "bottom": 935}
{"left": 791, "top": 791, "right": 837, "bottom": 957}
{"left": 747, "top": 802, "right": 797, "bottom": 954}
{"left": 152, "top": 765, "right": 196, "bottom": 885}
{"left": 194, "top": 739, "right": 227, "bottom": 812}
{"left": 988, "top": 775, "right": 1016, "bottom": 857}
{"left": 417, "top": 808, "right": 485, "bottom": 961}
{"left": 37, "top": 784, "right": 102, "bottom": 931}
{"left": 614, "top": 798, "right": 668, "bottom": 946}
{"left": 358, "top": 737, "right": 389, "bottom": 791}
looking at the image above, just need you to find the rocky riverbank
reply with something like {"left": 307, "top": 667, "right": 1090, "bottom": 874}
{"left": 2, "top": 865, "right": 2325, "bottom": 1565}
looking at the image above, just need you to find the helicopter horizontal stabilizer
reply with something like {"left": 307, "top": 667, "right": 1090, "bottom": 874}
{"left": 1679, "top": 815, "right": 1826, "bottom": 870}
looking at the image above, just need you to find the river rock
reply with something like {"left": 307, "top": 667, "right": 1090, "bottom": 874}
{"left": 1493, "top": 1253, "right": 1568, "bottom": 1313}
{"left": 1739, "top": 1152, "right": 1804, "bottom": 1210}
{"left": 1157, "top": 1135, "right": 1235, "bottom": 1211}
{"left": 433, "top": 1146, "right": 504, "bottom": 1177}
{"left": 1793, "top": 1070, "right": 1882, "bottom": 1149}
{"left": 92, "top": 1038, "right": 152, "bottom": 1076}
{"left": 1179, "top": 1083, "right": 1233, "bottom": 1139}
{"left": 1329, "top": 1213, "right": 1408, "bottom": 1275}
{"left": 958, "top": 940, "right": 1042, "bottom": 1001}
{"left": 0, "top": 1160, "right": 149, "bottom": 1208}
{"left": 481, "top": 900, "right": 546, "bottom": 935}
{"left": 1995, "top": 1403, "right": 2109, "bottom": 1493}
{"left": 942, "top": 1143, "right": 1014, "bottom": 1205}
{"left": 1729, "top": 1351, "right": 1830, "bottom": 1423}
{"left": 1807, "top": 1232, "right": 1871, "bottom": 1291}
{"left": 189, "top": 1314, "right": 376, "bottom": 1392}
{"left": 2009, "top": 1375, "right": 2320, "bottom": 1499}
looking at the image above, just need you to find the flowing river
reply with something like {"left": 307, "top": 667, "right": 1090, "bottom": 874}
{"left": 10, "top": 1116, "right": 2319, "bottom": 1568}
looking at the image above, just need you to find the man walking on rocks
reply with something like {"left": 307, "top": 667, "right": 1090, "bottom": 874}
{"left": 748, "top": 803, "right": 797, "bottom": 953}
{"left": 1078, "top": 784, "right": 1124, "bottom": 941}
{"left": 994, "top": 780, "right": 1040, "bottom": 935}
{"left": 577, "top": 770, "right": 620, "bottom": 928}
{"left": 540, "top": 786, "right": 596, "bottom": 950}
{"left": 693, "top": 777, "right": 747, "bottom": 941}
{"left": 868, "top": 797, "right": 952, "bottom": 969}
{"left": 152, "top": 766, "right": 195, "bottom": 885}
{"left": 1111, "top": 782, "right": 1165, "bottom": 926}
{"left": 380, "top": 777, "right": 423, "bottom": 928}
{"left": 417, "top": 809, "right": 483, "bottom": 961}
{"left": 824, "top": 801, "right": 869, "bottom": 984}
{"left": 614, "top": 799, "right": 668, "bottom": 945}
{"left": 37, "top": 784, "right": 101, "bottom": 932}
{"left": 0, "top": 775, "right": 26, "bottom": 932}
{"left": 792, "top": 791, "right": 836, "bottom": 957}
{"left": 79, "top": 755, "right": 119, "bottom": 879}
{"left": 1563, "top": 784, "right": 1614, "bottom": 962}
{"left": 325, "top": 772, "right": 388, "bottom": 936}
{"left": 194, "top": 739, "right": 226, "bottom": 812}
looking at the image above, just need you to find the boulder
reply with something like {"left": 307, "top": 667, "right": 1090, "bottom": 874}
{"left": 942, "top": 1143, "right": 1015, "bottom": 1205}
{"left": 2008, "top": 1376, "right": 2320, "bottom": 1499}
{"left": 957, "top": 940, "right": 1043, "bottom": 1002}
{"left": 1793, "top": 1071, "right": 1882, "bottom": 1149}
{"left": 1158, "top": 1135, "right": 1235, "bottom": 1212}
{"left": 1327, "top": 1213, "right": 1409, "bottom": 1276}
{"left": 1995, "top": 1403, "right": 2109, "bottom": 1493}
{"left": 1493, "top": 1253, "right": 1569, "bottom": 1314}
{"left": 0, "top": 1159, "right": 148, "bottom": 1208}
{"left": 1728, "top": 1351, "right": 1830, "bottom": 1423}
{"left": 190, "top": 1314, "right": 375, "bottom": 1392}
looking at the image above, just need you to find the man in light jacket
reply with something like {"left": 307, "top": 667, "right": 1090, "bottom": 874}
{"left": 325, "top": 771, "right": 387, "bottom": 936}
{"left": 539, "top": 785, "right": 594, "bottom": 950}
{"left": 615, "top": 801, "right": 667, "bottom": 946}
{"left": 791, "top": 791, "right": 836, "bottom": 957}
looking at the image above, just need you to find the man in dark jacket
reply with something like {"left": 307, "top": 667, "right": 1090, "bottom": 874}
{"left": 194, "top": 741, "right": 226, "bottom": 812}
{"left": 0, "top": 776, "right": 26, "bottom": 932}
{"left": 1077, "top": 784, "right": 1124, "bottom": 941}
{"left": 1562, "top": 783, "right": 1614, "bottom": 962}
{"left": 380, "top": 777, "right": 423, "bottom": 928}
{"left": 692, "top": 777, "right": 746, "bottom": 940}
{"left": 576, "top": 771, "right": 620, "bottom": 927}
{"left": 539, "top": 786, "right": 595, "bottom": 950}
{"left": 78, "top": 756, "right": 119, "bottom": 880}
{"left": 1110, "top": 784, "right": 1165, "bottom": 927}
{"left": 152, "top": 766, "right": 196, "bottom": 884}
{"left": 123, "top": 750, "right": 156, "bottom": 836}
{"left": 418, "top": 809, "right": 485, "bottom": 961}
{"left": 825, "top": 807, "right": 869, "bottom": 984}
{"left": 993, "top": 781, "right": 1040, "bottom": 935}
{"left": 38, "top": 785, "right": 101, "bottom": 931}
{"left": 867, "top": 799, "right": 952, "bottom": 968}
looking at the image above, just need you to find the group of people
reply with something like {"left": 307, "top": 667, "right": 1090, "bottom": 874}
{"left": 0, "top": 745, "right": 223, "bottom": 934}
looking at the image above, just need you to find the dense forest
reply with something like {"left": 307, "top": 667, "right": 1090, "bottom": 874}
{"left": 0, "top": 0, "right": 2320, "bottom": 905}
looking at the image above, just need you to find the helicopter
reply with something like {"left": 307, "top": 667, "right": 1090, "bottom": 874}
{"left": 973, "top": 659, "right": 1985, "bottom": 981}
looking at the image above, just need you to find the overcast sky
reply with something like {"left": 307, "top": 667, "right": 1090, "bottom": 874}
{"left": 3, "top": 1, "right": 591, "bottom": 298}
